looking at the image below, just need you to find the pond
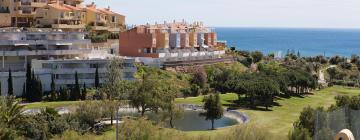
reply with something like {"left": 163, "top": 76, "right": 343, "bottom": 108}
{"left": 169, "top": 110, "right": 239, "bottom": 131}
{"left": 118, "top": 110, "right": 240, "bottom": 131}
{"left": 25, "top": 106, "right": 242, "bottom": 131}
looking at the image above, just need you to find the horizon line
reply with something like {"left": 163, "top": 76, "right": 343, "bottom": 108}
{"left": 210, "top": 26, "right": 360, "bottom": 30}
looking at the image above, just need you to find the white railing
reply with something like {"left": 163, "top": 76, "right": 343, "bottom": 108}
{"left": 0, "top": 49, "right": 93, "bottom": 56}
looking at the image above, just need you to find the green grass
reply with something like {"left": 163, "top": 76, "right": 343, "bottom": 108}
{"left": 176, "top": 86, "right": 360, "bottom": 140}
{"left": 24, "top": 101, "right": 83, "bottom": 109}
{"left": 32, "top": 86, "right": 360, "bottom": 140}
{"left": 175, "top": 93, "right": 238, "bottom": 105}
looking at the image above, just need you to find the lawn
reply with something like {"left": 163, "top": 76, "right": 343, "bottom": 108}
{"left": 24, "top": 101, "right": 83, "bottom": 109}
{"left": 176, "top": 86, "right": 360, "bottom": 140}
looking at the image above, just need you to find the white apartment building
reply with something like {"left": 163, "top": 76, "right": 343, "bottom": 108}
{"left": 0, "top": 28, "right": 136, "bottom": 96}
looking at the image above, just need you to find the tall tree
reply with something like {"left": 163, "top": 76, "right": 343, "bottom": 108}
{"left": 71, "top": 71, "right": 81, "bottom": 100}
{"left": 21, "top": 83, "right": 25, "bottom": 99}
{"left": 94, "top": 66, "right": 100, "bottom": 89}
{"left": 25, "top": 63, "right": 31, "bottom": 100}
{"left": 100, "top": 58, "right": 125, "bottom": 125}
{"left": 7, "top": 69, "right": 13, "bottom": 96}
{"left": 32, "top": 75, "right": 43, "bottom": 102}
{"left": 200, "top": 93, "right": 224, "bottom": 130}
{"left": 81, "top": 83, "right": 87, "bottom": 100}
{"left": 49, "top": 74, "right": 57, "bottom": 101}
{"left": 50, "top": 74, "right": 55, "bottom": 93}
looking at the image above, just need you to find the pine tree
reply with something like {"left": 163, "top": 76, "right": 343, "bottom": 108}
{"left": 81, "top": 83, "right": 87, "bottom": 100}
{"left": 95, "top": 66, "right": 99, "bottom": 89}
{"left": 200, "top": 93, "right": 224, "bottom": 130}
{"left": 7, "top": 69, "right": 13, "bottom": 96}
{"left": 25, "top": 63, "right": 31, "bottom": 101}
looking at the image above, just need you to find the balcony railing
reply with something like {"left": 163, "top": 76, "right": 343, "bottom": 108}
{"left": 0, "top": 39, "right": 90, "bottom": 45}
{"left": 52, "top": 24, "right": 85, "bottom": 29}
{"left": 0, "top": 49, "right": 94, "bottom": 56}
{"left": 92, "top": 26, "right": 109, "bottom": 31}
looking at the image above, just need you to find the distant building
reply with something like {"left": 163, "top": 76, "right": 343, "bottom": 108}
{"left": 119, "top": 21, "right": 225, "bottom": 61}
{"left": 84, "top": 2, "right": 125, "bottom": 33}
{"left": 0, "top": 0, "right": 126, "bottom": 33}
{"left": 36, "top": 2, "right": 85, "bottom": 30}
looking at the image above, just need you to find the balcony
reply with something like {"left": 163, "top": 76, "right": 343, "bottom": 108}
{"left": 92, "top": 26, "right": 109, "bottom": 31}
{"left": 0, "top": 49, "right": 93, "bottom": 56}
{"left": 52, "top": 24, "right": 85, "bottom": 29}
{"left": 108, "top": 27, "right": 121, "bottom": 32}
{"left": 16, "top": 10, "right": 36, "bottom": 15}
{"left": 16, "top": 0, "right": 46, "bottom": 7}
{"left": 30, "top": 2, "right": 47, "bottom": 7}
{"left": 0, "top": 39, "right": 90, "bottom": 45}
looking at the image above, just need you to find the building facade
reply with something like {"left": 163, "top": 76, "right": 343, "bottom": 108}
{"left": 0, "top": 28, "right": 136, "bottom": 96}
{"left": 119, "top": 21, "right": 225, "bottom": 61}
{"left": 0, "top": 0, "right": 125, "bottom": 33}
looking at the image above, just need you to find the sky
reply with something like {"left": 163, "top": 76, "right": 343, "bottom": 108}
{"left": 84, "top": 0, "right": 360, "bottom": 28}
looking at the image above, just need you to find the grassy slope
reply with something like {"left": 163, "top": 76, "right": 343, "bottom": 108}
{"left": 176, "top": 86, "right": 360, "bottom": 140}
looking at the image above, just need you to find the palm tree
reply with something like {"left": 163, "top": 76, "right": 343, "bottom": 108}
{"left": 0, "top": 96, "right": 25, "bottom": 128}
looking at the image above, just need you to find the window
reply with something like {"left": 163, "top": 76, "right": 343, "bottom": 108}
{"left": 60, "top": 12, "right": 64, "bottom": 18}
{"left": 112, "top": 16, "right": 116, "bottom": 22}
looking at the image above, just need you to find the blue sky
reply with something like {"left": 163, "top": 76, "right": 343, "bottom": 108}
{"left": 85, "top": 0, "right": 360, "bottom": 28}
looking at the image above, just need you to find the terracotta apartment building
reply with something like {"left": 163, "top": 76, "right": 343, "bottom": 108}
{"left": 119, "top": 21, "right": 224, "bottom": 60}
{"left": 0, "top": 0, "right": 125, "bottom": 33}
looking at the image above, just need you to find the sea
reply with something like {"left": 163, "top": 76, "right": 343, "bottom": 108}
{"left": 215, "top": 27, "right": 360, "bottom": 57}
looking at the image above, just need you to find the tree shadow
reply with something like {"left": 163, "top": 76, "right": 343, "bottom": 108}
{"left": 223, "top": 98, "right": 280, "bottom": 112}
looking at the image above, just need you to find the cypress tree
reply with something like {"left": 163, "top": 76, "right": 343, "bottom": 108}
{"left": 72, "top": 71, "right": 81, "bottom": 100}
{"left": 25, "top": 63, "right": 31, "bottom": 101}
{"left": 50, "top": 74, "right": 56, "bottom": 101}
{"left": 38, "top": 77, "right": 43, "bottom": 99}
{"left": 81, "top": 83, "right": 87, "bottom": 100}
{"left": 0, "top": 81, "right": 2, "bottom": 96}
{"left": 95, "top": 66, "right": 99, "bottom": 89}
{"left": 33, "top": 76, "right": 43, "bottom": 102}
{"left": 29, "top": 71, "right": 36, "bottom": 101}
{"left": 22, "top": 83, "right": 25, "bottom": 98}
{"left": 51, "top": 74, "right": 55, "bottom": 93}
{"left": 7, "top": 69, "right": 13, "bottom": 96}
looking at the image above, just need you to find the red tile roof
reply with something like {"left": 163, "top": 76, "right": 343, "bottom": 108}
{"left": 48, "top": 3, "right": 81, "bottom": 11}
